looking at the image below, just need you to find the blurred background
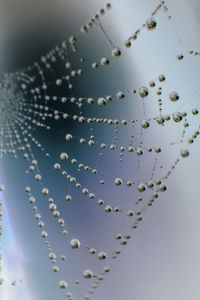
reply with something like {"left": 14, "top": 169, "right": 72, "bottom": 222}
{"left": 0, "top": 0, "right": 200, "bottom": 299}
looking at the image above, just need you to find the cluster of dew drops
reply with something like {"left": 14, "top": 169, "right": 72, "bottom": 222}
{"left": 0, "top": 1, "right": 200, "bottom": 299}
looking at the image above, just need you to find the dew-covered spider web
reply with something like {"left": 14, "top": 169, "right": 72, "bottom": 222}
{"left": 0, "top": 0, "right": 200, "bottom": 299}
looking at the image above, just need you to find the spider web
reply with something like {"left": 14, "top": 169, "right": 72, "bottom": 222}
{"left": 0, "top": 1, "right": 200, "bottom": 299}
